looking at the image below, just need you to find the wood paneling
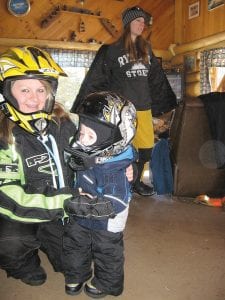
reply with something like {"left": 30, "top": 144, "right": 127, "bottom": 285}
{"left": 175, "top": 0, "right": 225, "bottom": 44}
{"left": 0, "top": 0, "right": 175, "bottom": 52}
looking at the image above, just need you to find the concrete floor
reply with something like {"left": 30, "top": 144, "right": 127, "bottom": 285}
{"left": 0, "top": 194, "right": 225, "bottom": 300}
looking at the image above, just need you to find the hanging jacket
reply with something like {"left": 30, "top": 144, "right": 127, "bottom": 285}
{"left": 71, "top": 42, "right": 177, "bottom": 117}
{"left": 66, "top": 145, "right": 134, "bottom": 233}
{"left": 0, "top": 119, "right": 77, "bottom": 223}
{"left": 150, "top": 138, "right": 173, "bottom": 195}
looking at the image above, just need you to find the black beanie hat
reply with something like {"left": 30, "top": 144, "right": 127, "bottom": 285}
{"left": 122, "top": 6, "right": 149, "bottom": 27}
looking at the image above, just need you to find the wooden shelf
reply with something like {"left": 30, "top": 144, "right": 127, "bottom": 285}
{"left": 0, "top": 38, "right": 100, "bottom": 51}
{"left": 62, "top": 10, "right": 102, "bottom": 19}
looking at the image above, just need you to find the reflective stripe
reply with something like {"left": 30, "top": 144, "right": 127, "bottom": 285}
{"left": 104, "top": 194, "right": 128, "bottom": 208}
{"left": 0, "top": 207, "right": 50, "bottom": 223}
{"left": 0, "top": 185, "right": 70, "bottom": 222}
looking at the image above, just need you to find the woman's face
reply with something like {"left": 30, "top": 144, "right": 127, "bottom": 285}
{"left": 79, "top": 124, "right": 97, "bottom": 146}
{"left": 130, "top": 17, "right": 145, "bottom": 39}
{"left": 11, "top": 79, "right": 48, "bottom": 113}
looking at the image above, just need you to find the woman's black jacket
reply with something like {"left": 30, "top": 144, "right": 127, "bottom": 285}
{"left": 71, "top": 44, "right": 177, "bottom": 117}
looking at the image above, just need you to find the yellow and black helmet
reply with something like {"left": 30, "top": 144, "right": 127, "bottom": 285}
{"left": 0, "top": 46, "right": 67, "bottom": 135}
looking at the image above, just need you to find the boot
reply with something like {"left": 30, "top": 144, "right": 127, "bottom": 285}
{"left": 65, "top": 283, "right": 83, "bottom": 295}
{"left": 84, "top": 282, "right": 107, "bottom": 299}
{"left": 20, "top": 266, "right": 47, "bottom": 286}
{"left": 133, "top": 160, "right": 155, "bottom": 196}
{"left": 133, "top": 181, "right": 155, "bottom": 196}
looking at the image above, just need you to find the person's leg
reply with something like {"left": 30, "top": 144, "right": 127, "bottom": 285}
{"left": 132, "top": 109, "right": 155, "bottom": 196}
{"left": 62, "top": 220, "right": 92, "bottom": 295}
{"left": 133, "top": 148, "right": 155, "bottom": 196}
{"left": 84, "top": 230, "right": 124, "bottom": 297}
{"left": 37, "top": 219, "right": 64, "bottom": 273}
{"left": 0, "top": 217, "right": 46, "bottom": 286}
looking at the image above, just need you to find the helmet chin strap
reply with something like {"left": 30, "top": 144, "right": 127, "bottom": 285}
{"left": 37, "top": 134, "right": 65, "bottom": 188}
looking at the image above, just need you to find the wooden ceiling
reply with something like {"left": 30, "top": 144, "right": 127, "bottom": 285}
{"left": 0, "top": 0, "right": 175, "bottom": 52}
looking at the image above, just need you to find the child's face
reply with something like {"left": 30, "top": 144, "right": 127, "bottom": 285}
{"left": 79, "top": 124, "right": 97, "bottom": 146}
{"left": 11, "top": 79, "right": 48, "bottom": 113}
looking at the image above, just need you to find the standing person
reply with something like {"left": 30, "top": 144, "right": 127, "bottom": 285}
{"left": 63, "top": 91, "right": 136, "bottom": 298}
{"left": 0, "top": 46, "right": 80, "bottom": 286}
{"left": 71, "top": 6, "right": 177, "bottom": 197}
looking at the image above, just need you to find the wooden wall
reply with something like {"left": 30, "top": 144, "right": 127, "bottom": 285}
{"left": 172, "top": 0, "right": 225, "bottom": 97}
{"left": 0, "top": 0, "right": 175, "bottom": 54}
{"left": 175, "top": 0, "right": 225, "bottom": 44}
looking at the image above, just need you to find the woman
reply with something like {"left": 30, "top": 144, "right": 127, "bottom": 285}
{"left": 0, "top": 46, "right": 78, "bottom": 286}
{"left": 71, "top": 6, "right": 177, "bottom": 196}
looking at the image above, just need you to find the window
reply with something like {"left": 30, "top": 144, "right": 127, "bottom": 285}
{"left": 45, "top": 48, "right": 96, "bottom": 110}
{"left": 209, "top": 67, "right": 225, "bottom": 92}
{"left": 56, "top": 66, "right": 87, "bottom": 110}
{"left": 200, "top": 48, "right": 225, "bottom": 94}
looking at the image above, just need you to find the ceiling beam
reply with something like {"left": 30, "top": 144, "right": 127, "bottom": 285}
{"left": 0, "top": 38, "right": 100, "bottom": 51}
{"left": 0, "top": 38, "right": 172, "bottom": 60}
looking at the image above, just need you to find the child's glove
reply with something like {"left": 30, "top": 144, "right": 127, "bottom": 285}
{"left": 64, "top": 194, "right": 115, "bottom": 219}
